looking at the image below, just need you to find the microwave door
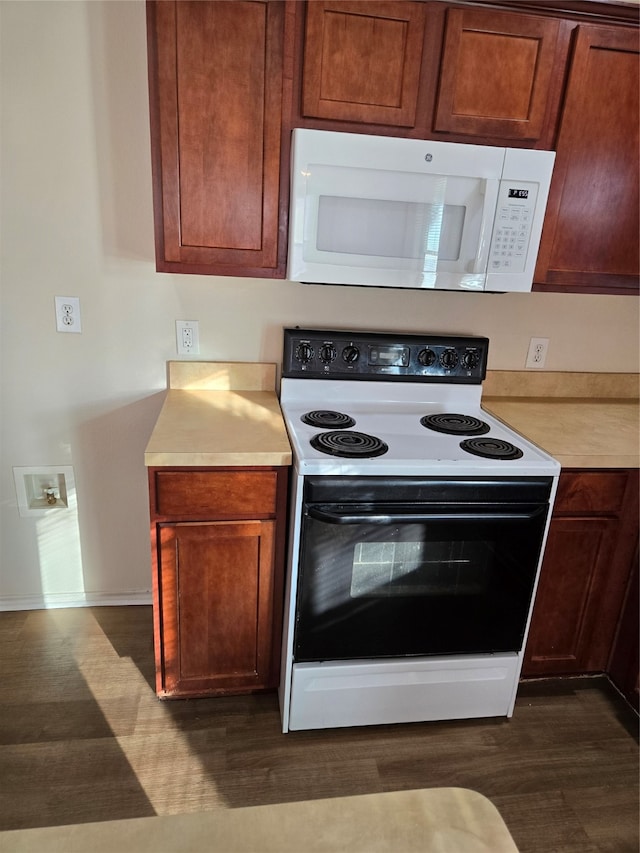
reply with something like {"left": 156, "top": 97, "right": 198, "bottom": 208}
{"left": 289, "top": 164, "right": 494, "bottom": 289}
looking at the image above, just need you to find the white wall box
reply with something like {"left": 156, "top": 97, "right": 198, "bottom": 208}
{"left": 13, "top": 466, "right": 75, "bottom": 517}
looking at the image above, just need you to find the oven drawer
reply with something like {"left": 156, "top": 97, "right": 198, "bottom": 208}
{"left": 288, "top": 656, "right": 520, "bottom": 730}
{"left": 154, "top": 469, "right": 278, "bottom": 518}
{"left": 554, "top": 471, "right": 628, "bottom": 514}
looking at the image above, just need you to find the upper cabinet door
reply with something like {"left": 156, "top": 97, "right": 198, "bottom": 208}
{"left": 534, "top": 24, "right": 639, "bottom": 294}
{"left": 434, "top": 8, "right": 568, "bottom": 145}
{"left": 301, "top": 1, "right": 427, "bottom": 127}
{"left": 146, "top": 1, "right": 287, "bottom": 277}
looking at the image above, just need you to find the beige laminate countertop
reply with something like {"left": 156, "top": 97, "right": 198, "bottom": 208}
{"left": 144, "top": 365, "right": 639, "bottom": 469}
{"left": 482, "top": 371, "right": 639, "bottom": 469}
{"left": 144, "top": 362, "right": 292, "bottom": 468}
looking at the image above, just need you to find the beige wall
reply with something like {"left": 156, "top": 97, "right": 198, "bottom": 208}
{"left": 1, "top": 0, "right": 638, "bottom": 608}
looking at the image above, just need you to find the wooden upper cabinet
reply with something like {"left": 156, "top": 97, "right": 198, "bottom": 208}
{"left": 434, "top": 7, "right": 569, "bottom": 145}
{"left": 144, "top": 0, "right": 638, "bottom": 291}
{"left": 146, "top": 1, "right": 287, "bottom": 277}
{"left": 301, "top": 1, "right": 427, "bottom": 127}
{"left": 534, "top": 24, "right": 640, "bottom": 294}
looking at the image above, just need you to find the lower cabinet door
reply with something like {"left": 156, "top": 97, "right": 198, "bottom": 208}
{"left": 158, "top": 520, "right": 277, "bottom": 696}
{"left": 523, "top": 515, "right": 620, "bottom": 675}
{"left": 523, "top": 469, "right": 638, "bottom": 677}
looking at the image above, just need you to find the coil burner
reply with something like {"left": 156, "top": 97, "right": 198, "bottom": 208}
{"left": 460, "top": 437, "right": 524, "bottom": 460}
{"left": 310, "top": 431, "right": 388, "bottom": 458}
{"left": 421, "top": 413, "right": 490, "bottom": 436}
{"left": 301, "top": 410, "right": 356, "bottom": 429}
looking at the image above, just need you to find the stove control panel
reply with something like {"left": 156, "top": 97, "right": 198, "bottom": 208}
{"left": 283, "top": 329, "right": 489, "bottom": 383}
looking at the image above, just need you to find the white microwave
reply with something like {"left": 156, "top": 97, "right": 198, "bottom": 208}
{"left": 287, "top": 129, "right": 555, "bottom": 292}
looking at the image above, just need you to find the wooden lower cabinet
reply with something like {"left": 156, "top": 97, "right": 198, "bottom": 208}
{"left": 608, "top": 550, "right": 639, "bottom": 711}
{"left": 148, "top": 466, "right": 288, "bottom": 698}
{"left": 523, "top": 469, "right": 639, "bottom": 677}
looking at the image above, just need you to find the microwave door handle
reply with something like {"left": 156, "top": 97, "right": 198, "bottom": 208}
{"left": 471, "top": 178, "right": 501, "bottom": 273}
{"left": 306, "top": 506, "right": 546, "bottom": 525}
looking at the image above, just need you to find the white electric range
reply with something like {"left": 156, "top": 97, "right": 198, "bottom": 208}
{"left": 278, "top": 328, "right": 559, "bottom": 732}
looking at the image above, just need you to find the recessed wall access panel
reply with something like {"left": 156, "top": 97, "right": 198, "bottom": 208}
{"left": 13, "top": 466, "right": 75, "bottom": 517}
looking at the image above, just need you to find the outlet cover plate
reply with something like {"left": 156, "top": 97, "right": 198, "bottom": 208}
{"left": 525, "top": 337, "right": 549, "bottom": 369}
{"left": 176, "top": 320, "right": 200, "bottom": 355}
{"left": 55, "top": 296, "right": 82, "bottom": 333}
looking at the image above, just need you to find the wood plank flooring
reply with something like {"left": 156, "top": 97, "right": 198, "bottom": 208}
{"left": 0, "top": 606, "right": 637, "bottom": 852}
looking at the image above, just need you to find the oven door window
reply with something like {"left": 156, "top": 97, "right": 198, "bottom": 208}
{"left": 351, "top": 539, "right": 489, "bottom": 598}
{"left": 293, "top": 505, "right": 548, "bottom": 662}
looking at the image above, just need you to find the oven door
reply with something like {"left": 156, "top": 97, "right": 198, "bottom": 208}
{"left": 293, "top": 488, "right": 550, "bottom": 663}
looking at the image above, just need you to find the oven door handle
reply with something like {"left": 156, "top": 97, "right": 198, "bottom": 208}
{"left": 306, "top": 506, "right": 547, "bottom": 525}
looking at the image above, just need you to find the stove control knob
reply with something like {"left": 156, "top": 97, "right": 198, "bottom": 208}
{"left": 462, "top": 349, "right": 480, "bottom": 370}
{"left": 417, "top": 348, "right": 436, "bottom": 367}
{"left": 319, "top": 343, "right": 337, "bottom": 364}
{"left": 342, "top": 345, "right": 360, "bottom": 364}
{"left": 440, "top": 348, "right": 459, "bottom": 369}
{"left": 295, "top": 342, "right": 314, "bottom": 364}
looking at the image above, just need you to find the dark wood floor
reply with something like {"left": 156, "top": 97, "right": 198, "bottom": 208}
{"left": 0, "top": 606, "right": 637, "bottom": 852}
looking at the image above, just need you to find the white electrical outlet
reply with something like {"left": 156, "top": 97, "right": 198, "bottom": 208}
{"left": 526, "top": 337, "right": 549, "bottom": 369}
{"left": 176, "top": 320, "right": 200, "bottom": 355}
{"left": 55, "top": 296, "right": 82, "bottom": 333}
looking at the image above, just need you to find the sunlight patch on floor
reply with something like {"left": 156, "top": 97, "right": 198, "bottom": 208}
{"left": 49, "top": 608, "right": 226, "bottom": 815}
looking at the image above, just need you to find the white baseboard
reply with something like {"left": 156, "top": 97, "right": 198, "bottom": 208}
{"left": 0, "top": 591, "right": 153, "bottom": 612}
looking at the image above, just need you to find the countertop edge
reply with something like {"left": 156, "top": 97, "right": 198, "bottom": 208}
{"left": 144, "top": 452, "right": 292, "bottom": 468}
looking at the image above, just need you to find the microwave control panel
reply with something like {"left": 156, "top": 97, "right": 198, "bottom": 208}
{"left": 282, "top": 328, "right": 489, "bottom": 384}
{"left": 488, "top": 181, "right": 540, "bottom": 273}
